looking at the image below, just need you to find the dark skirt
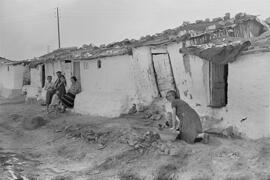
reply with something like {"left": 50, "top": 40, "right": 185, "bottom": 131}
{"left": 179, "top": 110, "right": 202, "bottom": 144}
{"left": 61, "top": 92, "right": 76, "bottom": 108}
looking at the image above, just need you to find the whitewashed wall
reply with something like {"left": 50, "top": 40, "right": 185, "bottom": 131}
{"left": 167, "top": 43, "right": 217, "bottom": 116}
{"left": 28, "top": 66, "right": 42, "bottom": 98}
{"left": 74, "top": 55, "right": 137, "bottom": 117}
{"left": 30, "top": 66, "right": 42, "bottom": 88}
{"left": 167, "top": 42, "right": 270, "bottom": 139}
{"left": 0, "top": 64, "right": 25, "bottom": 98}
{"left": 224, "top": 52, "right": 270, "bottom": 138}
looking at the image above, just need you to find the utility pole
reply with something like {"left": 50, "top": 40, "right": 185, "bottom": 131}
{"left": 56, "top": 7, "right": 61, "bottom": 49}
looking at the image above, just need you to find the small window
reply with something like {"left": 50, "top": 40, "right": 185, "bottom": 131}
{"left": 83, "top": 62, "right": 89, "bottom": 70}
{"left": 7, "top": 66, "right": 9, "bottom": 71}
{"left": 65, "top": 60, "right": 71, "bottom": 63}
{"left": 97, "top": 60, "right": 101, "bottom": 69}
{"left": 209, "top": 62, "right": 228, "bottom": 107}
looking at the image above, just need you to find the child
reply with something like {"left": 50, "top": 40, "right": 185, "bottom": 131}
{"left": 44, "top": 76, "right": 54, "bottom": 110}
{"left": 49, "top": 91, "right": 61, "bottom": 112}
{"left": 44, "top": 76, "right": 54, "bottom": 91}
{"left": 165, "top": 90, "right": 209, "bottom": 144}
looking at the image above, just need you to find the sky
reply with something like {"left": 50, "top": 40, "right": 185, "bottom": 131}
{"left": 0, "top": 0, "right": 270, "bottom": 60}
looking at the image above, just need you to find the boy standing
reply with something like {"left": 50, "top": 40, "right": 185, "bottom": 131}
{"left": 44, "top": 76, "right": 54, "bottom": 111}
{"left": 44, "top": 76, "right": 54, "bottom": 91}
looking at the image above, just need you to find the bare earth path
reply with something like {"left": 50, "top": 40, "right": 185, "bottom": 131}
{"left": 0, "top": 97, "right": 269, "bottom": 180}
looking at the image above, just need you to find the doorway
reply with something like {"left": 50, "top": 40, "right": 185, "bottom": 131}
{"left": 41, "top": 65, "right": 45, "bottom": 88}
{"left": 209, "top": 62, "right": 228, "bottom": 107}
{"left": 152, "top": 53, "right": 177, "bottom": 97}
{"left": 73, "top": 62, "right": 81, "bottom": 83}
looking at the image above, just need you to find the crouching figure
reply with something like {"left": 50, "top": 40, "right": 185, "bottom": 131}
{"left": 165, "top": 90, "right": 209, "bottom": 144}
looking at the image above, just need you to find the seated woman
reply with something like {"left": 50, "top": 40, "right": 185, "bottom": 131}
{"left": 60, "top": 76, "right": 81, "bottom": 112}
{"left": 166, "top": 90, "right": 209, "bottom": 144}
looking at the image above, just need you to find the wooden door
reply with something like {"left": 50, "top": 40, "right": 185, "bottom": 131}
{"left": 209, "top": 62, "right": 228, "bottom": 107}
{"left": 73, "top": 62, "right": 81, "bottom": 83}
{"left": 152, "top": 53, "right": 176, "bottom": 97}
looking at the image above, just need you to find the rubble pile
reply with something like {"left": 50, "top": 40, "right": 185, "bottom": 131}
{"left": 57, "top": 124, "right": 122, "bottom": 146}
{"left": 57, "top": 124, "right": 162, "bottom": 152}
{"left": 119, "top": 130, "right": 161, "bottom": 150}
{"left": 118, "top": 128, "right": 182, "bottom": 156}
{"left": 127, "top": 99, "right": 167, "bottom": 122}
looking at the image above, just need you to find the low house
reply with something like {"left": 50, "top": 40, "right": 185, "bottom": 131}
{"left": 27, "top": 47, "right": 78, "bottom": 100}
{"left": 177, "top": 38, "right": 270, "bottom": 139}
{"left": 74, "top": 13, "right": 270, "bottom": 138}
{"left": 28, "top": 13, "right": 270, "bottom": 139}
{"left": 0, "top": 57, "right": 28, "bottom": 98}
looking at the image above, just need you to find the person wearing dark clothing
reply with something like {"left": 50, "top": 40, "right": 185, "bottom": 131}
{"left": 166, "top": 90, "right": 209, "bottom": 144}
{"left": 57, "top": 75, "right": 66, "bottom": 98}
{"left": 60, "top": 76, "right": 81, "bottom": 112}
{"left": 46, "top": 71, "right": 65, "bottom": 109}
{"left": 53, "top": 71, "right": 63, "bottom": 90}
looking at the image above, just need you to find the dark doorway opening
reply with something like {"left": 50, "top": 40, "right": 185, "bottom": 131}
{"left": 73, "top": 62, "right": 81, "bottom": 84}
{"left": 41, "top": 65, "right": 45, "bottom": 88}
{"left": 224, "top": 64, "right": 228, "bottom": 105}
{"left": 209, "top": 63, "right": 228, "bottom": 107}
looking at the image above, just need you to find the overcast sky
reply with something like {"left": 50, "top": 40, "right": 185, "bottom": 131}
{"left": 0, "top": 0, "right": 269, "bottom": 60}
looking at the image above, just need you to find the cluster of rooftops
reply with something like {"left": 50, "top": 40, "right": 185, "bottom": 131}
{"left": 2, "top": 12, "right": 270, "bottom": 66}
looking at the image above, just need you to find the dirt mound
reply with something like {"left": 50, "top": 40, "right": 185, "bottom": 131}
{"left": 22, "top": 116, "right": 47, "bottom": 130}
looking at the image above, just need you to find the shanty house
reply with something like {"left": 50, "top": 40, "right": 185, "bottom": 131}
{"left": 0, "top": 57, "right": 28, "bottom": 98}
{"left": 74, "top": 13, "right": 270, "bottom": 138}
{"left": 28, "top": 13, "right": 270, "bottom": 139}
{"left": 27, "top": 47, "right": 78, "bottom": 100}
{"left": 73, "top": 46, "right": 159, "bottom": 117}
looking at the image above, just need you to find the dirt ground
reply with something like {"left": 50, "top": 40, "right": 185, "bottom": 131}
{"left": 0, "top": 97, "right": 269, "bottom": 180}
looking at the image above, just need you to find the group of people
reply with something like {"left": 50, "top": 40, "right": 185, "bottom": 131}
{"left": 44, "top": 72, "right": 207, "bottom": 144}
{"left": 44, "top": 71, "right": 81, "bottom": 113}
